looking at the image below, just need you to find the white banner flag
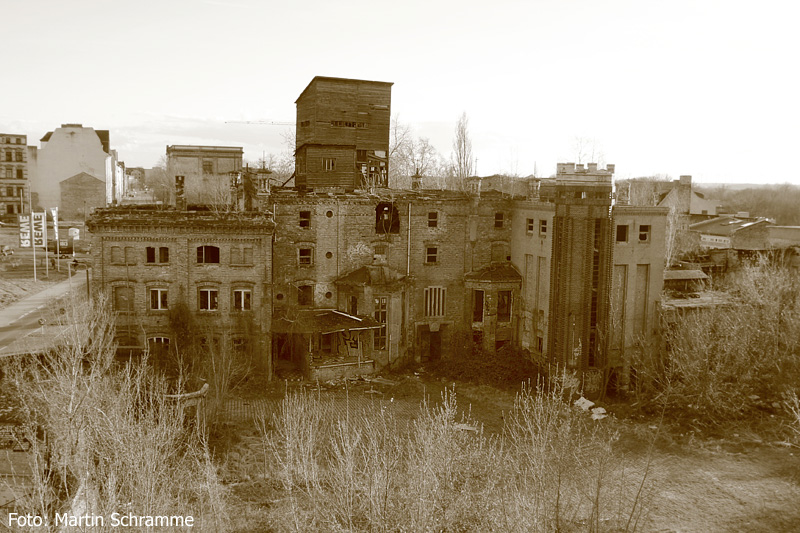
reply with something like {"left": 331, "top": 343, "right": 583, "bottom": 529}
{"left": 18, "top": 214, "right": 31, "bottom": 248}
{"left": 50, "top": 207, "right": 59, "bottom": 243}
{"left": 32, "top": 212, "right": 46, "bottom": 247}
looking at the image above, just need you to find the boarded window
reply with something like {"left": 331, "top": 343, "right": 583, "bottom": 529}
{"left": 424, "top": 286, "right": 446, "bottom": 317}
{"left": 111, "top": 246, "right": 123, "bottom": 264}
{"left": 114, "top": 286, "right": 134, "bottom": 312}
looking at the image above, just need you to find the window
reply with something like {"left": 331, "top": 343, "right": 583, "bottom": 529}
{"left": 323, "top": 158, "right": 336, "bottom": 171}
{"left": 526, "top": 218, "right": 535, "bottom": 234}
{"left": 537, "top": 335, "right": 544, "bottom": 353}
{"left": 233, "top": 289, "right": 251, "bottom": 311}
{"left": 374, "top": 244, "right": 386, "bottom": 256}
{"left": 146, "top": 246, "right": 169, "bottom": 264}
{"left": 299, "top": 248, "right": 313, "bottom": 266}
{"left": 196, "top": 245, "right": 220, "bottom": 264}
{"left": 202, "top": 161, "right": 213, "bottom": 174}
{"left": 473, "top": 290, "right": 484, "bottom": 323}
{"left": 298, "top": 285, "right": 313, "bottom": 306}
{"left": 4, "top": 152, "right": 11, "bottom": 162}
{"left": 149, "top": 288, "right": 168, "bottom": 310}
{"left": 16, "top": 168, "right": 23, "bottom": 179}
{"left": 424, "top": 287, "right": 446, "bottom": 318}
{"left": 539, "top": 220, "right": 547, "bottom": 236}
{"left": 231, "top": 246, "right": 253, "bottom": 265}
{"left": 497, "top": 290, "right": 512, "bottom": 322}
{"left": 5, "top": 186, "right": 12, "bottom": 196}
{"left": 495, "top": 212, "right": 505, "bottom": 228}
{"left": 15, "top": 151, "right": 22, "bottom": 162}
{"left": 425, "top": 246, "right": 438, "bottom": 264}
{"left": 638, "top": 224, "right": 651, "bottom": 243}
{"left": 616, "top": 225, "right": 629, "bottom": 243}
{"left": 113, "top": 286, "right": 134, "bottom": 312}
{"left": 375, "top": 202, "right": 400, "bottom": 234}
{"left": 428, "top": 212, "right": 438, "bottom": 228}
{"left": 299, "top": 211, "right": 311, "bottom": 228}
{"left": 232, "top": 337, "right": 250, "bottom": 354}
{"left": 348, "top": 295, "right": 358, "bottom": 315}
{"left": 374, "top": 296, "right": 388, "bottom": 350}
{"left": 198, "top": 288, "right": 219, "bottom": 311}
{"left": 321, "top": 333, "right": 332, "bottom": 353}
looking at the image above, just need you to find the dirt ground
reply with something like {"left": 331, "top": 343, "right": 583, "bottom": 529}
{"left": 220, "top": 374, "right": 800, "bottom": 533}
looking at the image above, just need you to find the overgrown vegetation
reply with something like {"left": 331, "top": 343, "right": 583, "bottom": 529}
{"left": 5, "top": 298, "right": 228, "bottom": 531}
{"left": 427, "top": 332, "right": 541, "bottom": 389}
{"left": 254, "top": 382, "right": 653, "bottom": 532}
{"left": 634, "top": 261, "right": 800, "bottom": 425}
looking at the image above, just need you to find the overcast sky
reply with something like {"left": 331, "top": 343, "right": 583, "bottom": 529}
{"left": 2, "top": 0, "right": 798, "bottom": 185}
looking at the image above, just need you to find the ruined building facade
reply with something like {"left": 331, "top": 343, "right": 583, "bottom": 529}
{"left": 88, "top": 76, "right": 667, "bottom": 390}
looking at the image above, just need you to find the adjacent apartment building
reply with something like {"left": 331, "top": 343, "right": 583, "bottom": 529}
{"left": 33, "top": 124, "right": 124, "bottom": 218}
{"left": 0, "top": 133, "right": 29, "bottom": 222}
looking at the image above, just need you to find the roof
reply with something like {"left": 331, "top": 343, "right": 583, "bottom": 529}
{"left": 663, "top": 269, "right": 708, "bottom": 280}
{"left": 272, "top": 309, "right": 381, "bottom": 335}
{"left": 465, "top": 263, "right": 522, "bottom": 283}
{"left": 335, "top": 265, "right": 406, "bottom": 287}
{"left": 295, "top": 76, "right": 393, "bottom": 103}
{"left": 690, "top": 216, "right": 771, "bottom": 236}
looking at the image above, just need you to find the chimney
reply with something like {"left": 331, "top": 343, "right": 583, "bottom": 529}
{"left": 606, "top": 164, "right": 615, "bottom": 174}
{"left": 175, "top": 175, "right": 186, "bottom": 211}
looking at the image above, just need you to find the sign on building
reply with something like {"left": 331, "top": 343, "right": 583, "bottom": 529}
{"left": 32, "top": 212, "right": 46, "bottom": 247}
{"left": 18, "top": 214, "right": 31, "bottom": 248}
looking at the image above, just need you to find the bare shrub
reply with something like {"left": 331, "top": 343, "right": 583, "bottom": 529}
{"left": 257, "top": 384, "right": 653, "bottom": 532}
{"left": 636, "top": 260, "right": 800, "bottom": 423}
{"left": 7, "top": 297, "right": 227, "bottom": 531}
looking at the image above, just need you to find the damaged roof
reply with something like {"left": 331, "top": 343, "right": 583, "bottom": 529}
{"left": 335, "top": 265, "right": 406, "bottom": 287}
{"left": 272, "top": 309, "right": 381, "bottom": 335}
{"left": 465, "top": 263, "right": 522, "bottom": 283}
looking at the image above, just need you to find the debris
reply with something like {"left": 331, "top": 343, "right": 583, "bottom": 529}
{"left": 574, "top": 397, "right": 594, "bottom": 411}
{"left": 454, "top": 423, "right": 478, "bottom": 432}
{"left": 591, "top": 407, "right": 607, "bottom": 420}
{"left": 364, "top": 376, "right": 398, "bottom": 386}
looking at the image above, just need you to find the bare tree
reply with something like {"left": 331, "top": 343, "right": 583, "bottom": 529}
{"left": 452, "top": 112, "right": 474, "bottom": 181}
{"left": 389, "top": 115, "right": 412, "bottom": 187}
{"left": 572, "top": 136, "right": 605, "bottom": 166}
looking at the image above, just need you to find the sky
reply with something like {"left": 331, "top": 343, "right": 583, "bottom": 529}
{"left": 2, "top": 0, "right": 799, "bottom": 185}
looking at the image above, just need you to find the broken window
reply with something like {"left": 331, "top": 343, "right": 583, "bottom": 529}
{"left": 375, "top": 202, "right": 400, "bottom": 234}
{"left": 298, "top": 285, "right": 313, "bottom": 306}
{"left": 473, "top": 290, "right": 484, "bottom": 323}
{"left": 149, "top": 288, "right": 168, "bottom": 310}
{"left": 299, "top": 248, "right": 313, "bottom": 266}
{"left": 497, "top": 290, "right": 512, "bottom": 322}
{"left": 233, "top": 289, "right": 251, "bottom": 311}
{"left": 639, "top": 224, "right": 651, "bottom": 243}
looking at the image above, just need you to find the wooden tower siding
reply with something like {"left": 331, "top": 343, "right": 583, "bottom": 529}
{"left": 295, "top": 77, "right": 392, "bottom": 190}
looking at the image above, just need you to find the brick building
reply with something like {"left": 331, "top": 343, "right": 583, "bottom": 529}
{"left": 0, "top": 133, "right": 28, "bottom": 222}
{"left": 87, "top": 205, "right": 275, "bottom": 377}
{"left": 87, "top": 76, "right": 668, "bottom": 391}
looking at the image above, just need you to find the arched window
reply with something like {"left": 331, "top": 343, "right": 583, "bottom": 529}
{"left": 196, "top": 245, "right": 220, "bottom": 264}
